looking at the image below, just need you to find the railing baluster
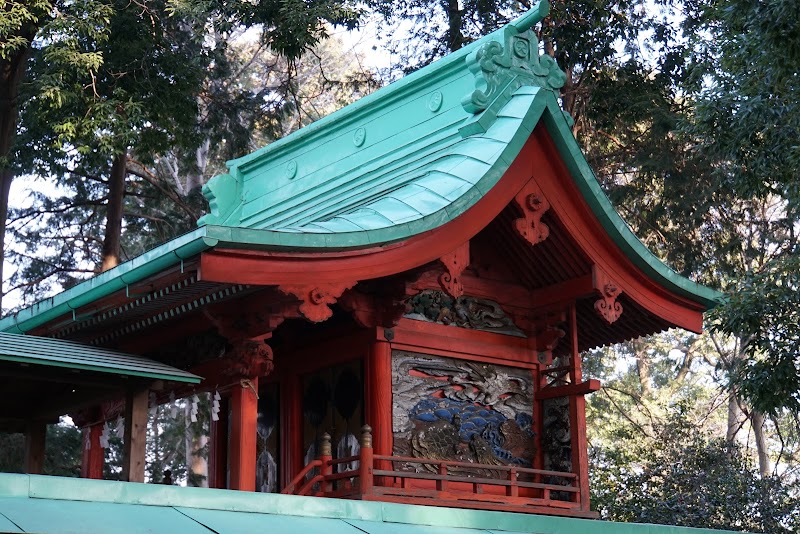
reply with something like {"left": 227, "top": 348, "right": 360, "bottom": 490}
{"left": 320, "top": 432, "right": 333, "bottom": 494}
{"left": 359, "top": 425, "right": 374, "bottom": 495}
{"left": 508, "top": 467, "right": 518, "bottom": 497}
{"left": 436, "top": 463, "right": 448, "bottom": 492}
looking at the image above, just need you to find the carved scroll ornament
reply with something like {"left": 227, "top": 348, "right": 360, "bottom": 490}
{"left": 594, "top": 282, "right": 623, "bottom": 324}
{"left": 438, "top": 244, "right": 469, "bottom": 299}
{"left": 513, "top": 181, "right": 551, "bottom": 246}
{"left": 279, "top": 282, "right": 356, "bottom": 323}
{"left": 461, "top": 23, "right": 567, "bottom": 116}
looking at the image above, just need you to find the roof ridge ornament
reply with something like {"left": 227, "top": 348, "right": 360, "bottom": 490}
{"left": 460, "top": 1, "right": 566, "bottom": 135}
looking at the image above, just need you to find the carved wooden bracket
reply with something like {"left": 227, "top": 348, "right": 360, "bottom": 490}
{"left": 592, "top": 267, "right": 623, "bottom": 324}
{"left": 513, "top": 180, "right": 550, "bottom": 246}
{"left": 225, "top": 338, "right": 274, "bottom": 379}
{"left": 536, "top": 325, "right": 565, "bottom": 353}
{"left": 279, "top": 282, "right": 356, "bottom": 323}
{"left": 339, "top": 289, "right": 407, "bottom": 328}
{"left": 204, "top": 308, "right": 285, "bottom": 341}
{"left": 203, "top": 289, "right": 300, "bottom": 341}
{"left": 511, "top": 310, "right": 566, "bottom": 365}
{"left": 438, "top": 243, "right": 469, "bottom": 299}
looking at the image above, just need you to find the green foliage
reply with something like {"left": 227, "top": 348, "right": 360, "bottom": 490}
{"left": 675, "top": 0, "right": 800, "bottom": 417}
{"left": 0, "top": 419, "right": 82, "bottom": 476}
{"left": 0, "top": 0, "right": 51, "bottom": 59}
{"left": 592, "top": 414, "right": 800, "bottom": 532}
{"left": 44, "top": 422, "right": 82, "bottom": 476}
{"left": 167, "top": 0, "right": 361, "bottom": 60}
{"left": 0, "top": 432, "right": 23, "bottom": 473}
{"left": 688, "top": 0, "right": 800, "bottom": 217}
{"left": 712, "top": 256, "right": 800, "bottom": 415}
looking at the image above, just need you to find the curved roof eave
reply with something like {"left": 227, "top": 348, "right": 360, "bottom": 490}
{"left": 536, "top": 98, "right": 724, "bottom": 309}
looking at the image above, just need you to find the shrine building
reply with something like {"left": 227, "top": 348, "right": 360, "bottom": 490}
{"left": 0, "top": 2, "right": 729, "bottom": 531}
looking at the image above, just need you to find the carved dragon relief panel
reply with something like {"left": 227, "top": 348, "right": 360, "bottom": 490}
{"left": 404, "top": 289, "right": 526, "bottom": 337}
{"left": 392, "top": 350, "right": 535, "bottom": 477}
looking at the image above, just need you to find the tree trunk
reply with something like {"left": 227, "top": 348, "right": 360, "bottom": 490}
{"left": 751, "top": 409, "right": 770, "bottom": 477}
{"left": 444, "top": 0, "right": 463, "bottom": 51}
{"left": 0, "top": 39, "right": 35, "bottom": 310}
{"left": 151, "top": 405, "right": 161, "bottom": 482}
{"left": 185, "top": 139, "right": 210, "bottom": 193}
{"left": 632, "top": 341, "right": 652, "bottom": 396}
{"left": 101, "top": 152, "right": 127, "bottom": 272}
{"left": 0, "top": 170, "right": 14, "bottom": 311}
{"left": 726, "top": 389, "right": 741, "bottom": 443}
{"left": 191, "top": 434, "right": 209, "bottom": 488}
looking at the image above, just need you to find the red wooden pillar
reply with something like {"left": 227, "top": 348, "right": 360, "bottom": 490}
{"left": 229, "top": 378, "right": 258, "bottom": 491}
{"left": 367, "top": 337, "right": 392, "bottom": 456}
{"left": 367, "top": 335, "right": 392, "bottom": 487}
{"left": 208, "top": 396, "right": 229, "bottom": 489}
{"left": 24, "top": 421, "right": 46, "bottom": 475}
{"left": 282, "top": 373, "right": 302, "bottom": 489}
{"left": 531, "top": 366, "right": 544, "bottom": 474}
{"left": 568, "top": 304, "right": 591, "bottom": 511}
{"left": 81, "top": 423, "right": 104, "bottom": 479}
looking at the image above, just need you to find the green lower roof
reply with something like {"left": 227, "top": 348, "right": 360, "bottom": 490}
{"left": 0, "top": 474, "right": 747, "bottom": 534}
{"left": 0, "top": 332, "right": 201, "bottom": 383}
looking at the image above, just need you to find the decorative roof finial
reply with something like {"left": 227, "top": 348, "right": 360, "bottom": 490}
{"left": 460, "top": 0, "right": 566, "bottom": 135}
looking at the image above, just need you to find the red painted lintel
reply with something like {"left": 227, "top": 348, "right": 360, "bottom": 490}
{"left": 535, "top": 379, "right": 601, "bottom": 400}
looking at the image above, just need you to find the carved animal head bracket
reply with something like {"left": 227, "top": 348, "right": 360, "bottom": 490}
{"left": 226, "top": 338, "right": 274, "bottom": 379}
{"left": 513, "top": 180, "right": 551, "bottom": 246}
{"left": 459, "top": 2, "right": 568, "bottom": 136}
{"left": 279, "top": 282, "right": 356, "bottom": 323}
{"left": 592, "top": 267, "right": 623, "bottom": 324}
{"left": 438, "top": 243, "right": 470, "bottom": 299}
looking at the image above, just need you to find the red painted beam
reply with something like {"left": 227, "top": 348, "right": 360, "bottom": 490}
{"left": 535, "top": 379, "right": 601, "bottom": 400}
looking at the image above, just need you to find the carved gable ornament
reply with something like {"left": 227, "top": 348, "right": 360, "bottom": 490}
{"left": 460, "top": 4, "right": 568, "bottom": 136}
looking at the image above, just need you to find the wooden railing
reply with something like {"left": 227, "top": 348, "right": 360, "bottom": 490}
{"left": 282, "top": 424, "right": 596, "bottom": 518}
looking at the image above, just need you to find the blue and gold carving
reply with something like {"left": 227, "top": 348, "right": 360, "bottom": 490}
{"left": 392, "top": 350, "right": 535, "bottom": 476}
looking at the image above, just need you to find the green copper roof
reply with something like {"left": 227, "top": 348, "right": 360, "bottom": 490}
{"left": 199, "top": 2, "right": 563, "bottom": 236}
{"left": 0, "top": 332, "right": 201, "bottom": 383}
{"left": 0, "top": 473, "right": 748, "bottom": 534}
{"left": 0, "top": 1, "right": 721, "bottom": 335}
